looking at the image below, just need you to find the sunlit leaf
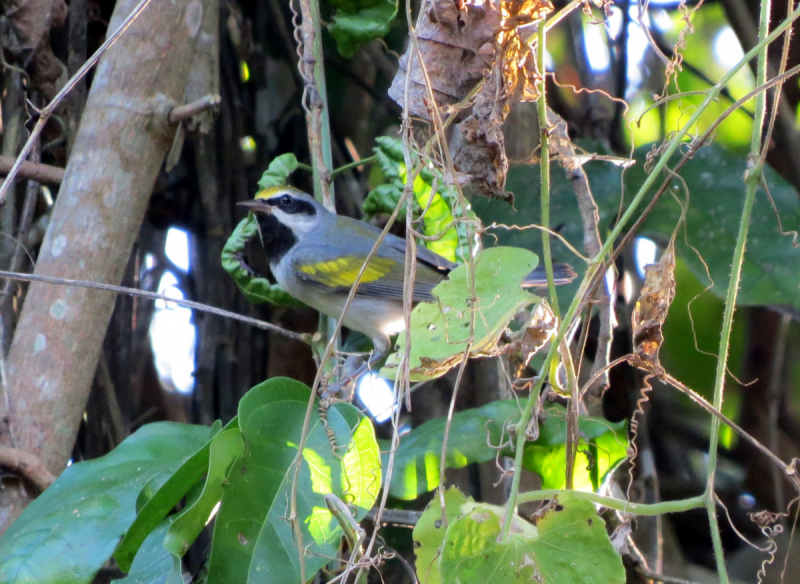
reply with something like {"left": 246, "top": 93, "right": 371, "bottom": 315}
{"left": 385, "top": 402, "right": 625, "bottom": 499}
{"left": 381, "top": 247, "right": 540, "bottom": 381}
{"left": 364, "top": 136, "right": 472, "bottom": 262}
{"left": 439, "top": 492, "right": 624, "bottom": 584}
{"left": 206, "top": 377, "right": 381, "bottom": 584}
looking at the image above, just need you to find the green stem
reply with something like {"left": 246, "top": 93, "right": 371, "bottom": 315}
{"left": 517, "top": 490, "right": 706, "bottom": 516}
{"left": 705, "top": 3, "right": 772, "bottom": 581}
{"left": 537, "top": 21, "right": 559, "bottom": 318}
{"left": 330, "top": 155, "right": 377, "bottom": 179}
{"left": 500, "top": 3, "right": 800, "bottom": 543}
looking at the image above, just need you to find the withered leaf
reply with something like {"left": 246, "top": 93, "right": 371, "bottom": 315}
{"left": 631, "top": 245, "right": 676, "bottom": 367}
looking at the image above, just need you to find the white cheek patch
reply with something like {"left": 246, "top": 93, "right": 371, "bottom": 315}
{"left": 271, "top": 208, "right": 318, "bottom": 233}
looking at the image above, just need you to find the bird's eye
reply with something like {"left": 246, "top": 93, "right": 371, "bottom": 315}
{"left": 280, "top": 195, "right": 293, "bottom": 206}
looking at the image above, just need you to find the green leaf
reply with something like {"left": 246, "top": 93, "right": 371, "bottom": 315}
{"left": 206, "top": 377, "right": 381, "bottom": 584}
{"left": 439, "top": 491, "right": 624, "bottom": 584}
{"left": 382, "top": 247, "right": 540, "bottom": 381}
{"left": 385, "top": 401, "right": 518, "bottom": 500}
{"left": 114, "top": 422, "right": 228, "bottom": 571}
{"left": 257, "top": 153, "right": 299, "bottom": 189}
{"left": 626, "top": 145, "right": 800, "bottom": 309}
{"left": 364, "top": 136, "right": 472, "bottom": 262}
{"left": 473, "top": 142, "right": 800, "bottom": 312}
{"left": 112, "top": 519, "right": 183, "bottom": 584}
{"left": 385, "top": 401, "right": 626, "bottom": 499}
{"left": 412, "top": 487, "right": 517, "bottom": 584}
{"left": 0, "top": 423, "right": 211, "bottom": 584}
{"left": 221, "top": 215, "right": 305, "bottom": 307}
{"left": 328, "top": 0, "right": 397, "bottom": 58}
{"left": 163, "top": 428, "right": 245, "bottom": 557}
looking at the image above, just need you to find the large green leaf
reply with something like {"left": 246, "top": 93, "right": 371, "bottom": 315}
{"left": 328, "top": 0, "right": 397, "bottom": 58}
{"left": 382, "top": 247, "right": 541, "bottom": 381}
{"left": 114, "top": 421, "right": 228, "bottom": 571}
{"left": 163, "top": 428, "right": 245, "bottom": 556}
{"left": 412, "top": 487, "right": 534, "bottom": 584}
{"left": 438, "top": 491, "right": 624, "bottom": 584}
{"left": 473, "top": 143, "right": 800, "bottom": 311}
{"left": 206, "top": 377, "right": 381, "bottom": 584}
{"left": 385, "top": 402, "right": 626, "bottom": 499}
{"left": 0, "top": 423, "right": 211, "bottom": 584}
{"left": 112, "top": 519, "right": 183, "bottom": 584}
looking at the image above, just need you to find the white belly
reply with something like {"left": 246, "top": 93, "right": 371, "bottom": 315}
{"left": 272, "top": 256, "right": 405, "bottom": 349}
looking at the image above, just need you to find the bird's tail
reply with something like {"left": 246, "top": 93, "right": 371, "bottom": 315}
{"left": 522, "top": 263, "right": 578, "bottom": 287}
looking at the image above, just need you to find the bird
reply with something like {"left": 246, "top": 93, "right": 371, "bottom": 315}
{"left": 237, "top": 186, "right": 576, "bottom": 375}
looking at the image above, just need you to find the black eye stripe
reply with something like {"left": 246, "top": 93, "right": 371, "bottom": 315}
{"left": 266, "top": 194, "right": 317, "bottom": 217}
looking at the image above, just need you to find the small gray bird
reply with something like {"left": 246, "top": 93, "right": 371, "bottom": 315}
{"left": 238, "top": 186, "right": 575, "bottom": 359}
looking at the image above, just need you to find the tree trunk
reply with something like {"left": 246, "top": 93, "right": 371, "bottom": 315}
{"left": 0, "top": 0, "right": 203, "bottom": 532}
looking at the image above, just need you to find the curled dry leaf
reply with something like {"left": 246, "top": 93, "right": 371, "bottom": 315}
{"left": 631, "top": 245, "right": 676, "bottom": 368}
{"left": 506, "top": 300, "right": 557, "bottom": 376}
{"left": 389, "top": 0, "right": 552, "bottom": 201}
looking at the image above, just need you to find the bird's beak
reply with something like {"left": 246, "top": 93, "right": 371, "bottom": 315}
{"left": 237, "top": 200, "right": 272, "bottom": 214}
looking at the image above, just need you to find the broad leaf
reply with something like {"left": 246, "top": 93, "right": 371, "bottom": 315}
{"left": 382, "top": 247, "right": 540, "bottom": 381}
{"left": 439, "top": 491, "right": 625, "bottom": 584}
{"left": 385, "top": 401, "right": 626, "bottom": 499}
{"left": 412, "top": 487, "right": 534, "bottom": 584}
{"left": 112, "top": 520, "right": 183, "bottom": 584}
{"left": 114, "top": 421, "right": 228, "bottom": 571}
{"left": 0, "top": 423, "right": 211, "bottom": 584}
{"left": 163, "top": 428, "right": 245, "bottom": 556}
{"left": 473, "top": 142, "right": 800, "bottom": 311}
{"left": 206, "top": 377, "right": 381, "bottom": 584}
{"left": 364, "top": 136, "right": 472, "bottom": 262}
{"left": 328, "top": 0, "right": 398, "bottom": 58}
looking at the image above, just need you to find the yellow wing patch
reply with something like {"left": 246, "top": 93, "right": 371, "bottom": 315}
{"left": 298, "top": 256, "right": 396, "bottom": 288}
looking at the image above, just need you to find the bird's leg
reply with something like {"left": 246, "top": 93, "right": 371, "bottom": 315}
{"left": 319, "top": 341, "right": 391, "bottom": 404}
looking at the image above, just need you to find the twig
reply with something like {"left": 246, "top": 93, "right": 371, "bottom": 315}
{"left": 0, "top": 446, "right": 56, "bottom": 492}
{"left": 0, "top": 156, "right": 64, "bottom": 185}
{"left": 0, "top": 269, "right": 312, "bottom": 344}
{"left": 703, "top": 1, "right": 772, "bottom": 580}
{"left": 546, "top": 108, "right": 612, "bottom": 407}
{"left": 167, "top": 93, "right": 221, "bottom": 124}
{"left": 0, "top": 0, "right": 156, "bottom": 206}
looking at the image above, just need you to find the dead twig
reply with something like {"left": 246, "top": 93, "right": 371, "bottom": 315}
{"left": 0, "top": 269, "right": 312, "bottom": 344}
{"left": 167, "top": 93, "right": 221, "bottom": 124}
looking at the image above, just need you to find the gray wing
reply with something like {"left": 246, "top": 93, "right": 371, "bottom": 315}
{"left": 289, "top": 240, "right": 444, "bottom": 303}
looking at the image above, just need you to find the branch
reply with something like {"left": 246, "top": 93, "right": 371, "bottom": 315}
{"left": 0, "top": 446, "right": 56, "bottom": 493}
{"left": 167, "top": 93, "right": 221, "bottom": 124}
{"left": 0, "top": 156, "right": 64, "bottom": 185}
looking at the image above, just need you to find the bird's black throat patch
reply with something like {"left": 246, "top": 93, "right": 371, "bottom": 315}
{"left": 254, "top": 213, "right": 297, "bottom": 265}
